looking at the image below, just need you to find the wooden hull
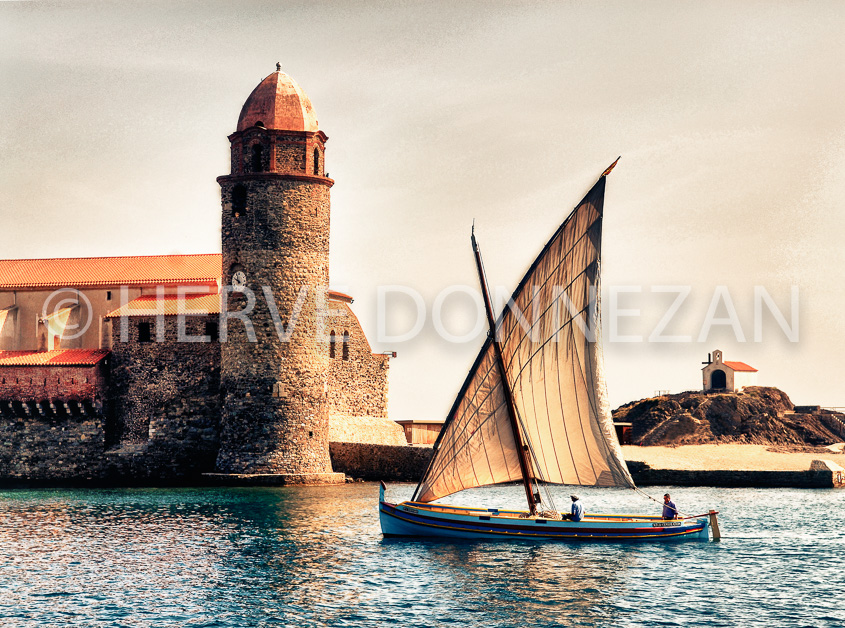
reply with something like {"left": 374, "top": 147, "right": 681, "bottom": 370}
{"left": 379, "top": 499, "right": 712, "bottom": 542}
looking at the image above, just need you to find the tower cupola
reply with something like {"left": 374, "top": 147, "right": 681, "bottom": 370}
{"left": 226, "top": 64, "right": 329, "bottom": 178}
{"left": 237, "top": 64, "right": 320, "bottom": 133}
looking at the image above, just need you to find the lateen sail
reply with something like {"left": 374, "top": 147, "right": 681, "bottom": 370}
{"left": 414, "top": 174, "right": 635, "bottom": 504}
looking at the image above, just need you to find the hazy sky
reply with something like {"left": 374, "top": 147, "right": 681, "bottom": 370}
{"left": 2, "top": 1, "right": 844, "bottom": 418}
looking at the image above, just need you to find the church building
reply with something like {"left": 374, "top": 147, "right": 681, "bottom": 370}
{"left": 701, "top": 349, "right": 758, "bottom": 392}
{"left": 0, "top": 66, "right": 399, "bottom": 484}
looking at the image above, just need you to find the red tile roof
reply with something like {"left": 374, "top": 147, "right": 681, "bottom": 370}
{"left": 104, "top": 288, "right": 353, "bottom": 318}
{"left": 0, "top": 254, "right": 221, "bottom": 289}
{"left": 723, "top": 361, "right": 758, "bottom": 372}
{"left": 0, "top": 254, "right": 355, "bottom": 307}
{"left": 104, "top": 293, "right": 220, "bottom": 318}
{"left": 0, "top": 349, "right": 110, "bottom": 367}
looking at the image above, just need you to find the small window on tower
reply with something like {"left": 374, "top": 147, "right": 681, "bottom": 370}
{"left": 342, "top": 331, "right": 350, "bottom": 361}
{"left": 251, "top": 144, "right": 264, "bottom": 172}
{"left": 232, "top": 185, "right": 247, "bottom": 216}
{"left": 313, "top": 148, "right": 320, "bottom": 175}
{"left": 205, "top": 321, "right": 219, "bottom": 343}
{"left": 138, "top": 322, "right": 152, "bottom": 343}
{"left": 329, "top": 330, "right": 336, "bottom": 358}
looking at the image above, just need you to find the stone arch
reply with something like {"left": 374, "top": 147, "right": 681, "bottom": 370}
{"left": 711, "top": 369, "right": 727, "bottom": 389}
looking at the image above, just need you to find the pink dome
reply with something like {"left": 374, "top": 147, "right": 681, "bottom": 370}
{"left": 237, "top": 67, "right": 319, "bottom": 133}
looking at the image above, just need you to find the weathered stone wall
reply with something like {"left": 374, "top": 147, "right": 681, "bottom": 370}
{"left": 108, "top": 314, "right": 220, "bottom": 477}
{"left": 327, "top": 300, "right": 389, "bottom": 419}
{"left": 274, "top": 137, "right": 306, "bottom": 172}
{"left": 329, "top": 414, "right": 406, "bottom": 446}
{"left": 330, "top": 442, "right": 433, "bottom": 481}
{"left": 0, "top": 411, "right": 108, "bottom": 482}
{"left": 218, "top": 147, "right": 335, "bottom": 474}
{"left": 0, "top": 311, "right": 222, "bottom": 483}
{"left": 0, "top": 359, "right": 110, "bottom": 482}
{"left": 230, "top": 130, "right": 325, "bottom": 176}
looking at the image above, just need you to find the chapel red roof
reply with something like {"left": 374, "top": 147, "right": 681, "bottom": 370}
{"left": 723, "top": 361, "right": 758, "bottom": 372}
{"left": 0, "top": 349, "right": 110, "bottom": 367}
{"left": 0, "top": 254, "right": 221, "bottom": 289}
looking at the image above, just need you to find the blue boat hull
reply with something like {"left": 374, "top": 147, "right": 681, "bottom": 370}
{"left": 379, "top": 499, "right": 712, "bottom": 542}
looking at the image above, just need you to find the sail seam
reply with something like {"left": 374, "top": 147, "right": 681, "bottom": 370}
{"left": 568, "top": 329, "right": 597, "bottom": 483}
{"left": 418, "top": 354, "right": 515, "bottom": 501}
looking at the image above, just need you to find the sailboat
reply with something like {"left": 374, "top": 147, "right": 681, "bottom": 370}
{"left": 379, "top": 160, "right": 720, "bottom": 541}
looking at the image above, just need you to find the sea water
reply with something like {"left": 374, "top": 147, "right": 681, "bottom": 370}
{"left": 0, "top": 483, "right": 842, "bottom": 628}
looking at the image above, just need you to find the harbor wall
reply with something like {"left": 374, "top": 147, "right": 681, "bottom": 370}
{"left": 331, "top": 444, "right": 845, "bottom": 489}
{"left": 329, "top": 442, "right": 433, "bottom": 481}
{"left": 626, "top": 461, "right": 844, "bottom": 489}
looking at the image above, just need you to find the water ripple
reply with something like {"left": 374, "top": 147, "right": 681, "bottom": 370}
{"left": 0, "top": 485, "right": 843, "bottom": 627}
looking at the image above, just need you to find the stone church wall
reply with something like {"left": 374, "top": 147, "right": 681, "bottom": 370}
{"left": 327, "top": 300, "right": 389, "bottom": 419}
{"left": 108, "top": 314, "right": 221, "bottom": 479}
{"left": 0, "top": 411, "right": 108, "bottom": 483}
{"left": 0, "top": 361, "right": 110, "bottom": 483}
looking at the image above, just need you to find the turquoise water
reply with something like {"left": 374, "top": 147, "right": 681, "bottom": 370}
{"left": 0, "top": 483, "right": 842, "bottom": 627}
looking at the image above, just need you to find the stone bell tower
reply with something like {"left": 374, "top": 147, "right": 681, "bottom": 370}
{"left": 215, "top": 64, "right": 343, "bottom": 482}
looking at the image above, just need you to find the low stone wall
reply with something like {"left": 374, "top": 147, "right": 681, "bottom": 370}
{"left": 330, "top": 444, "right": 845, "bottom": 488}
{"left": 628, "top": 461, "right": 844, "bottom": 488}
{"left": 0, "top": 412, "right": 219, "bottom": 486}
{"left": 0, "top": 412, "right": 107, "bottom": 482}
{"left": 330, "top": 442, "right": 433, "bottom": 481}
{"left": 329, "top": 414, "right": 407, "bottom": 446}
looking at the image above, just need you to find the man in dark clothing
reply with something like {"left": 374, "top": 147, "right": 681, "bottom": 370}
{"left": 662, "top": 493, "right": 678, "bottom": 519}
{"left": 569, "top": 494, "right": 584, "bottom": 522}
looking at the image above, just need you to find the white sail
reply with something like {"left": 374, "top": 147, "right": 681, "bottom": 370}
{"left": 414, "top": 174, "right": 634, "bottom": 504}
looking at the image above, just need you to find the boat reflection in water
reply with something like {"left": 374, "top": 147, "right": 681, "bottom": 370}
{"left": 381, "top": 529, "right": 641, "bottom": 622}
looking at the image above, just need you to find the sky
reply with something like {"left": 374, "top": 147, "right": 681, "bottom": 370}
{"left": 2, "top": 0, "right": 844, "bottom": 419}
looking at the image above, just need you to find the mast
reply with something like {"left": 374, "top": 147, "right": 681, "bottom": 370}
{"left": 471, "top": 228, "right": 540, "bottom": 515}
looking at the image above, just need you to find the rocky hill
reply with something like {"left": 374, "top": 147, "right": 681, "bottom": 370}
{"left": 612, "top": 387, "right": 845, "bottom": 447}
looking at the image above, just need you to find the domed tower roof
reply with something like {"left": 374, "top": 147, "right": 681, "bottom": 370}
{"left": 237, "top": 64, "right": 319, "bottom": 133}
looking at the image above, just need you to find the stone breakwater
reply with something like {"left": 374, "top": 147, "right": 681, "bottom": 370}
{"left": 331, "top": 443, "right": 845, "bottom": 489}
{"left": 626, "top": 460, "right": 845, "bottom": 488}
